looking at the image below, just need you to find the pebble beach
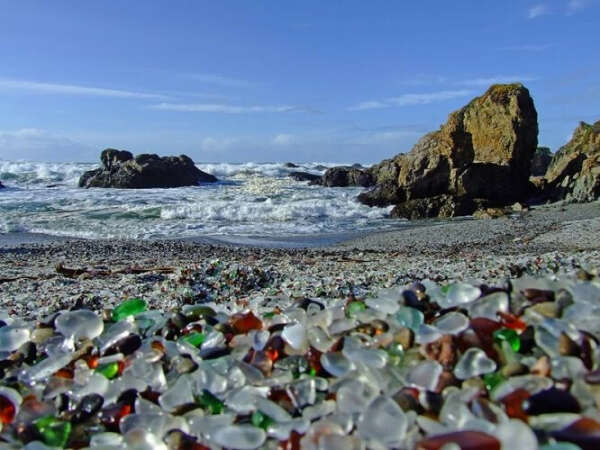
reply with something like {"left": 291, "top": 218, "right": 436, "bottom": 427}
{"left": 1, "top": 202, "right": 600, "bottom": 448}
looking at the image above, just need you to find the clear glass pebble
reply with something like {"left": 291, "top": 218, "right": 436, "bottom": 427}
{"left": 454, "top": 348, "right": 496, "bottom": 380}
{"left": 434, "top": 312, "right": 469, "bottom": 335}
{"left": 356, "top": 395, "right": 407, "bottom": 445}
{"left": 211, "top": 424, "right": 266, "bottom": 450}
{"left": 407, "top": 360, "right": 443, "bottom": 391}
{"left": 55, "top": 309, "right": 103, "bottom": 341}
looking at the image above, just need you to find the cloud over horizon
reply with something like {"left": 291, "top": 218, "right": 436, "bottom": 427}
{"left": 0, "top": 79, "right": 168, "bottom": 100}
{"left": 149, "top": 103, "right": 303, "bottom": 113}
{"left": 348, "top": 90, "right": 473, "bottom": 111}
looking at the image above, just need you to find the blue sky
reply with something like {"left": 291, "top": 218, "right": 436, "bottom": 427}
{"left": 0, "top": 1, "right": 598, "bottom": 163}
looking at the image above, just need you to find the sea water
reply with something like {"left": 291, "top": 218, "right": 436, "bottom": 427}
{"left": 0, "top": 160, "right": 402, "bottom": 241}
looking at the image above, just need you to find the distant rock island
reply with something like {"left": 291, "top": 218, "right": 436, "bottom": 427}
{"left": 79, "top": 149, "right": 217, "bottom": 189}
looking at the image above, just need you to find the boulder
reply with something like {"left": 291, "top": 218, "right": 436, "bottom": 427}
{"left": 288, "top": 171, "right": 322, "bottom": 183}
{"left": 321, "top": 166, "right": 375, "bottom": 187}
{"left": 79, "top": 149, "right": 217, "bottom": 189}
{"left": 359, "top": 83, "right": 539, "bottom": 219}
{"left": 543, "top": 120, "right": 600, "bottom": 202}
{"left": 531, "top": 147, "right": 553, "bottom": 176}
{"left": 284, "top": 162, "right": 298, "bottom": 168}
{"left": 0, "top": 181, "right": 4, "bottom": 189}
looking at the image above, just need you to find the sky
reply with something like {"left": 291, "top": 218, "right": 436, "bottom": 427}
{"left": 0, "top": 0, "right": 598, "bottom": 163}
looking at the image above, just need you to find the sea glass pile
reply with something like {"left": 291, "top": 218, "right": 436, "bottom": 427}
{"left": 1, "top": 271, "right": 600, "bottom": 449}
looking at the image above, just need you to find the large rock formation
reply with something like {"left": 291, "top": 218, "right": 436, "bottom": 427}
{"left": 357, "top": 84, "right": 539, "bottom": 218}
{"left": 543, "top": 120, "right": 600, "bottom": 202}
{"left": 79, "top": 149, "right": 217, "bottom": 189}
{"left": 288, "top": 171, "right": 322, "bottom": 183}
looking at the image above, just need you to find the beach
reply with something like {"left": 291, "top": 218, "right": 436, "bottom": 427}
{"left": 2, "top": 201, "right": 599, "bottom": 319}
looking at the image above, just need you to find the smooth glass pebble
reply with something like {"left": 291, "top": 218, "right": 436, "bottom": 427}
{"left": 112, "top": 298, "right": 147, "bottom": 322}
{"left": 180, "top": 331, "right": 206, "bottom": 348}
{"left": 89, "top": 432, "right": 125, "bottom": 447}
{"left": 346, "top": 301, "right": 366, "bottom": 318}
{"left": 445, "top": 283, "right": 481, "bottom": 307}
{"left": 365, "top": 295, "right": 399, "bottom": 315}
{"left": 320, "top": 352, "right": 354, "bottom": 377}
{"left": 55, "top": 309, "right": 103, "bottom": 340}
{"left": 493, "top": 328, "right": 521, "bottom": 352}
{"left": 416, "top": 430, "right": 501, "bottom": 450}
{"left": 415, "top": 324, "right": 442, "bottom": 344}
{"left": 394, "top": 306, "right": 424, "bottom": 331}
{"left": 0, "top": 326, "right": 30, "bottom": 352}
{"left": 281, "top": 323, "right": 307, "bottom": 350}
{"left": 34, "top": 415, "right": 72, "bottom": 448}
{"left": 212, "top": 424, "right": 266, "bottom": 449}
{"left": 454, "top": 348, "right": 496, "bottom": 380}
{"left": 0, "top": 387, "right": 22, "bottom": 425}
{"left": 20, "top": 351, "right": 73, "bottom": 383}
{"left": 407, "top": 360, "right": 443, "bottom": 391}
{"left": 483, "top": 372, "right": 504, "bottom": 392}
{"left": 356, "top": 396, "right": 407, "bottom": 445}
{"left": 158, "top": 375, "right": 194, "bottom": 412}
{"left": 434, "top": 312, "right": 469, "bottom": 335}
{"left": 97, "top": 362, "right": 119, "bottom": 379}
{"left": 336, "top": 381, "right": 379, "bottom": 415}
{"left": 495, "top": 419, "right": 539, "bottom": 450}
{"left": 123, "top": 428, "right": 168, "bottom": 450}
{"left": 469, "top": 291, "right": 509, "bottom": 320}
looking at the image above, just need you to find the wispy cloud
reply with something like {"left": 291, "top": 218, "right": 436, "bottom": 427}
{"left": 399, "top": 74, "right": 448, "bottom": 86}
{"left": 567, "top": 0, "right": 588, "bottom": 14}
{"left": 186, "top": 73, "right": 253, "bottom": 88}
{"left": 0, "top": 79, "right": 168, "bottom": 100}
{"left": 150, "top": 103, "right": 303, "bottom": 114}
{"left": 348, "top": 90, "right": 473, "bottom": 111}
{"left": 457, "top": 75, "right": 539, "bottom": 86}
{"left": 499, "top": 44, "right": 551, "bottom": 51}
{"left": 528, "top": 4, "right": 550, "bottom": 18}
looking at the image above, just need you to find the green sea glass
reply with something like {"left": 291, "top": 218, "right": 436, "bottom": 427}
{"left": 112, "top": 298, "right": 147, "bottom": 321}
{"left": 181, "top": 332, "right": 206, "bottom": 348}
{"left": 493, "top": 328, "right": 521, "bottom": 352}
{"left": 34, "top": 415, "right": 72, "bottom": 448}
{"left": 346, "top": 301, "right": 366, "bottom": 317}
{"left": 97, "top": 362, "right": 119, "bottom": 379}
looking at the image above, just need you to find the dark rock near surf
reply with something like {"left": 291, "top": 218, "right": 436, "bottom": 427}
{"left": 531, "top": 147, "right": 552, "bottom": 176}
{"left": 288, "top": 171, "right": 322, "bottom": 183}
{"left": 357, "top": 84, "right": 539, "bottom": 219}
{"left": 321, "top": 166, "right": 375, "bottom": 187}
{"left": 284, "top": 162, "right": 299, "bottom": 168}
{"left": 0, "top": 181, "right": 4, "bottom": 189}
{"left": 79, "top": 149, "right": 217, "bottom": 189}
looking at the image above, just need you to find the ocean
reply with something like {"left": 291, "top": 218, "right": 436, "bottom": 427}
{"left": 0, "top": 160, "right": 403, "bottom": 244}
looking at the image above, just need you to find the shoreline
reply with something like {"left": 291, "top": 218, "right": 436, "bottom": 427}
{"left": 1, "top": 200, "right": 599, "bottom": 319}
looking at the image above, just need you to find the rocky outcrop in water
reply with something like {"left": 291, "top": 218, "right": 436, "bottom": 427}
{"left": 357, "top": 84, "right": 538, "bottom": 218}
{"left": 79, "top": 149, "right": 217, "bottom": 189}
{"left": 287, "top": 171, "right": 322, "bottom": 183}
{"left": 542, "top": 120, "right": 600, "bottom": 203}
{"left": 321, "top": 166, "right": 375, "bottom": 187}
{"left": 0, "top": 181, "right": 4, "bottom": 189}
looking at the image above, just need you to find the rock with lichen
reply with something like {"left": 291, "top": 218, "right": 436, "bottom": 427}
{"left": 544, "top": 120, "right": 600, "bottom": 202}
{"left": 358, "top": 83, "right": 539, "bottom": 219}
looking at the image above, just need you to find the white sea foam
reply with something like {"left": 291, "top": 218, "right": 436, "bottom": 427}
{"left": 0, "top": 160, "right": 399, "bottom": 239}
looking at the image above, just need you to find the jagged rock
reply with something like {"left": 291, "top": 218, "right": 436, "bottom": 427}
{"left": 321, "top": 166, "right": 375, "bottom": 187}
{"left": 359, "top": 84, "right": 538, "bottom": 219}
{"left": 390, "top": 196, "right": 485, "bottom": 220}
{"left": 531, "top": 147, "right": 553, "bottom": 176}
{"left": 288, "top": 171, "right": 322, "bottom": 183}
{"left": 544, "top": 120, "right": 600, "bottom": 202}
{"left": 79, "top": 149, "right": 217, "bottom": 189}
